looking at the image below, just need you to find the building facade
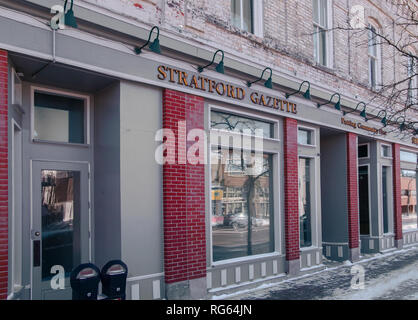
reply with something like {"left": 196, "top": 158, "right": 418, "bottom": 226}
{"left": 0, "top": 0, "right": 417, "bottom": 300}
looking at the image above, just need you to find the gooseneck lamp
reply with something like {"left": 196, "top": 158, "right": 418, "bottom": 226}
{"left": 343, "top": 102, "right": 367, "bottom": 120}
{"left": 64, "top": 0, "right": 77, "bottom": 28}
{"left": 198, "top": 50, "right": 225, "bottom": 74}
{"left": 134, "top": 26, "right": 161, "bottom": 55}
{"left": 366, "top": 110, "right": 388, "bottom": 126}
{"left": 396, "top": 116, "right": 406, "bottom": 131}
{"left": 285, "top": 81, "right": 311, "bottom": 100}
{"left": 247, "top": 67, "right": 273, "bottom": 89}
{"left": 317, "top": 93, "right": 341, "bottom": 111}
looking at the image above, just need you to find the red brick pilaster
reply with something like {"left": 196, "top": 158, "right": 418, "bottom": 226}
{"left": 162, "top": 89, "right": 206, "bottom": 285}
{"left": 346, "top": 132, "right": 359, "bottom": 249}
{"left": 0, "top": 49, "right": 8, "bottom": 300}
{"left": 392, "top": 143, "right": 402, "bottom": 241}
{"left": 284, "top": 118, "right": 299, "bottom": 262}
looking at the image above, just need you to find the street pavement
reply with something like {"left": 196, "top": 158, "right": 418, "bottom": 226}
{"left": 229, "top": 245, "right": 418, "bottom": 300}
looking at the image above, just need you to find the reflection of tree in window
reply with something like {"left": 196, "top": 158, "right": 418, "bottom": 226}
{"left": 401, "top": 169, "right": 417, "bottom": 230}
{"left": 298, "top": 158, "right": 312, "bottom": 247}
{"left": 211, "top": 111, "right": 273, "bottom": 261}
{"left": 211, "top": 110, "right": 273, "bottom": 138}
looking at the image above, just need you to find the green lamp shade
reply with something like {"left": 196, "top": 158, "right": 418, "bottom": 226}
{"left": 381, "top": 117, "right": 387, "bottom": 126}
{"left": 65, "top": 9, "right": 77, "bottom": 28}
{"left": 215, "top": 61, "right": 225, "bottom": 74}
{"left": 303, "top": 88, "right": 311, "bottom": 100}
{"left": 335, "top": 101, "right": 341, "bottom": 111}
{"left": 264, "top": 77, "right": 273, "bottom": 89}
{"left": 149, "top": 38, "right": 161, "bottom": 54}
{"left": 360, "top": 109, "right": 366, "bottom": 118}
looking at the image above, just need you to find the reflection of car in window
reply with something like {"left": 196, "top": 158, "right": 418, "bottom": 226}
{"left": 223, "top": 213, "right": 264, "bottom": 230}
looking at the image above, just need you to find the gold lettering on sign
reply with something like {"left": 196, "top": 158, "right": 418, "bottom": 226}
{"left": 413, "top": 137, "right": 418, "bottom": 145}
{"left": 341, "top": 118, "right": 387, "bottom": 135}
{"left": 156, "top": 65, "right": 297, "bottom": 114}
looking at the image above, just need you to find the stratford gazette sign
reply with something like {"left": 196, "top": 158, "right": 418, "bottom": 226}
{"left": 157, "top": 65, "right": 298, "bottom": 115}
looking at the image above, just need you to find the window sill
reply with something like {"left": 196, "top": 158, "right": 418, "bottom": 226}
{"left": 300, "top": 246, "right": 319, "bottom": 252}
{"left": 211, "top": 252, "right": 282, "bottom": 268}
{"left": 32, "top": 139, "right": 90, "bottom": 148}
{"left": 298, "top": 143, "right": 316, "bottom": 148}
{"left": 403, "top": 229, "right": 418, "bottom": 233}
{"left": 312, "top": 63, "right": 335, "bottom": 75}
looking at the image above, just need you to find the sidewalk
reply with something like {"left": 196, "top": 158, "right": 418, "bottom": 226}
{"left": 218, "top": 245, "right": 418, "bottom": 300}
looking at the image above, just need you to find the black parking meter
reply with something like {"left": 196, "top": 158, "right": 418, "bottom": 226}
{"left": 100, "top": 260, "right": 128, "bottom": 300}
{"left": 70, "top": 263, "right": 101, "bottom": 300}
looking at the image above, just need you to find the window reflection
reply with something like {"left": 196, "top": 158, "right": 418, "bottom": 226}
{"left": 211, "top": 110, "right": 273, "bottom": 138}
{"left": 382, "top": 166, "right": 390, "bottom": 234}
{"left": 41, "top": 170, "right": 81, "bottom": 280}
{"left": 211, "top": 149, "right": 273, "bottom": 262}
{"left": 401, "top": 170, "right": 417, "bottom": 231}
{"left": 299, "top": 158, "right": 312, "bottom": 247}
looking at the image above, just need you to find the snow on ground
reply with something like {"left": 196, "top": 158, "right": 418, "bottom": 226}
{"left": 326, "top": 261, "right": 418, "bottom": 300}
{"left": 213, "top": 245, "right": 418, "bottom": 300}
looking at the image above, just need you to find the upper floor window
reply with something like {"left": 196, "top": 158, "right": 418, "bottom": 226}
{"left": 407, "top": 55, "right": 417, "bottom": 105}
{"left": 313, "top": 0, "right": 332, "bottom": 67}
{"left": 368, "top": 24, "right": 382, "bottom": 90}
{"left": 231, "top": 0, "right": 263, "bottom": 37}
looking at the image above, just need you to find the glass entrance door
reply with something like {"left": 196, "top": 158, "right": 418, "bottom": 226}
{"left": 31, "top": 161, "right": 90, "bottom": 300}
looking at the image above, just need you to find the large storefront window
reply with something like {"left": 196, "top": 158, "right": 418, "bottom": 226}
{"left": 299, "top": 158, "right": 312, "bottom": 247}
{"left": 211, "top": 149, "right": 274, "bottom": 262}
{"left": 401, "top": 170, "right": 417, "bottom": 231}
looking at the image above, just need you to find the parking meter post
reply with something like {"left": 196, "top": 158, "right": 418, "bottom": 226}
{"left": 100, "top": 260, "right": 128, "bottom": 300}
{"left": 70, "top": 263, "right": 101, "bottom": 300}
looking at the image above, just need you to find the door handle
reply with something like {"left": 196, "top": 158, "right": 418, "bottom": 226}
{"left": 33, "top": 240, "right": 41, "bottom": 267}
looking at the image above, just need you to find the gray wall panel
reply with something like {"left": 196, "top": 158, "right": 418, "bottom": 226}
{"left": 120, "top": 81, "right": 163, "bottom": 277}
{"left": 94, "top": 82, "right": 121, "bottom": 268}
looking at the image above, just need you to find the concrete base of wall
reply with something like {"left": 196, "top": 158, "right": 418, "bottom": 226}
{"left": 165, "top": 277, "right": 207, "bottom": 300}
{"left": 286, "top": 259, "right": 300, "bottom": 276}
{"left": 349, "top": 247, "right": 360, "bottom": 262}
{"left": 395, "top": 239, "right": 403, "bottom": 249}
